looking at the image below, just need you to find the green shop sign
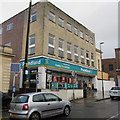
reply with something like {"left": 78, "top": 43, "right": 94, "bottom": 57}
{"left": 21, "top": 57, "right": 97, "bottom": 75}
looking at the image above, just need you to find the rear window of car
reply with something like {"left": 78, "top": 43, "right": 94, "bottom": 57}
{"left": 11, "top": 95, "right": 29, "bottom": 103}
{"left": 111, "top": 87, "right": 120, "bottom": 90}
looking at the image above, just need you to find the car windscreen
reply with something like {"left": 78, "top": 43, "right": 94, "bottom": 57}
{"left": 11, "top": 95, "right": 29, "bottom": 103}
{"left": 111, "top": 87, "right": 120, "bottom": 90}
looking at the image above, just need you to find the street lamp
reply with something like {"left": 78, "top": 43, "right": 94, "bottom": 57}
{"left": 100, "top": 42, "right": 104, "bottom": 99}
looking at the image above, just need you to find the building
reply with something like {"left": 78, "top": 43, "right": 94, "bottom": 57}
{"left": 115, "top": 48, "right": 120, "bottom": 86}
{"left": 102, "top": 58, "right": 116, "bottom": 81}
{"left": 20, "top": 2, "right": 97, "bottom": 100}
{"left": 0, "top": 10, "right": 25, "bottom": 91}
{"left": 0, "top": 45, "right": 14, "bottom": 93}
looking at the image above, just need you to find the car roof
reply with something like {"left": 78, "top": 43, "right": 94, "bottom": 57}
{"left": 18, "top": 92, "right": 54, "bottom": 96}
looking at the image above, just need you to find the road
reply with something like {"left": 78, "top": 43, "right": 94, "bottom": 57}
{"left": 1, "top": 99, "right": 120, "bottom": 120}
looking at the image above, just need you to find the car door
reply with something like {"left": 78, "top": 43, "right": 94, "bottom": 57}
{"left": 43, "top": 93, "right": 64, "bottom": 116}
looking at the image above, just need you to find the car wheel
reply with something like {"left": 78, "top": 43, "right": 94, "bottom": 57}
{"left": 29, "top": 112, "right": 40, "bottom": 120}
{"left": 110, "top": 96, "right": 114, "bottom": 100}
{"left": 64, "top": 106, "right": 70, "bottom": 116}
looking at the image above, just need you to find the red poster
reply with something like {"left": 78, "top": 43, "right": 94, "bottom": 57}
{"left": 62, "top": 77, "right": 65, "bottom": 83}
{"left": 69, "top": 78, "right": 72, "bottom": 83}
{"left": 74, "top": 78, "right": 77, "bottom": 83}
{"left": 53, "top": 76, "right": 58, "bottom": 82}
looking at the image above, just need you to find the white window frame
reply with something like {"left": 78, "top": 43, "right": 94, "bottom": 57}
{"left": 80, "top": 31, "right": 84, "bottom": 38}
{"left": 85, "top": 34, "right": 89, "bottom": 42}
{"left": 73, "top": 27, "right": 78, "bottom": 35}
{"left": 31, "top": 12, "right": 37, "bottom": 22}
{"left": 66, "top": 22, "right": 72, "bottom": 31}
{"left": 58, "top": 17, "right": 64, "bottom": 27}
{"left": 0, "top": 28, "right": 3, "bottom": 35}
{"left": 58, "top": 38, "right": 64, "bottom": 58}
{"left": 48, "top": 11, "right": 55, "bottom": 22}
{"left": 29, "top": 34, "right": 36, "bottom": 54}
{"left": 90, "top": 37, "right": 94, "bottom": 44}
{"left": 48, "top": 34, "right": 55, "bottom": 55}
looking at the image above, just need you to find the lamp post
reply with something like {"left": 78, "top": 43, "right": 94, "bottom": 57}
{"left": 23, "top": 0, "right": 32, "bottom": 93}
{"left": 100, "top": 42, "right": 104, "bottom": 99}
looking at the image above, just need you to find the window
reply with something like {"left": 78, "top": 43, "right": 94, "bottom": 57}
{"left": 58, "top": 17, "right": 64, "bottom": 27}
{"left": 6, "top": 23, "right": 13, "bottom": 31}
{"left": 29, "top": 34, "right": 36, "bottom": 54}
{"left": 90, "top": 37, "right": 94, "bottom": 44}
{"left": 86, "top": 51, "right": 90, "bottom": 66}
{"left": 11, "top": 95, "right": 29, "bottom": 103}
{"left": 74, "top": 45, "right": 78, "bottom": 62}
{"left": 44, "top": 93, "right": 59, "bottom": 102}
{"left": 67, "top": 43, "right": 72, "bottom": 60}
{"left": 73, "top": 27, "right": 78, "bottom": 35}
{"left": 80, "top": 31, "right": 84, "bottom": 38}
{"left": 48, "top": 11, "right": 55, "bottom": 22}
{"left": 58, "top": 38, "right": 64, "bottom": 58}
{"left": 66, "top": 22, "right": 72, "bottom": 31}
{"left": 0, "top": 28, "right": 3, "bottom": 35}
{"left": 81, "top": 48, "right": 85, "bottom": 64}
{"left": 91, "top": 53, "right": 94, "bottom": 67}
{"left": 33, "top": 94, "right": 45, "bottom": 102}
{"left": 31, "top": 12, "right": 37, "bottom": 22}
{"left": 85, "top": 34, "right": 89, "bottom": 42}
{"left": 48, "top": 34, "right": 55, "bottom": 55}
{"left": 109, "top": 64, "right": 114, "bottom": 71}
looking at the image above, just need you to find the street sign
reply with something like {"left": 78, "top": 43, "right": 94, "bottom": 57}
{"left": 10, "top": 63, "right": 20, "bottom": 73}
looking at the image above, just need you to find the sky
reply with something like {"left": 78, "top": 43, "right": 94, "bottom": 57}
{"left": 0, "top": 0, "right": 119, "bottom": 59}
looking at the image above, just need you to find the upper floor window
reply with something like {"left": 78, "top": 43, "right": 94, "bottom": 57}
{"left": 58, "top": 17, "right": 64, "bottom": 27}
{"left": 80, "top": 31, "right": 84, "bottom": 39}
{"left": 90, "top": 37, "right": 94, "bottom": 44}
{"left": 48, "top": 33, "right": 55, "bottom": 55}
{"left": 109, "top": 64, "right": 114, "bottom": 71}
{"left": 85, "top": 34, "right": 89, "bottom": 42}
{"left": 66, "top": 22, "right": 72, "bottom": 32}
{"left": 73, "top": 27, "right": 78, "bottom": 35}
{"left": 86, "top": 50, "right": 90, "bottom": 66}
{"left": 31, "top": 12, "right": 37, "bottom": 22}
{"left": 29, "top": 34, "right": 36, "bottom": 55}
{"left": 58, "top": 38, "right": 64, "bottom": 58}
{"left": 67, "top": 42, "right": 72, "bottom": 60}
{"left": 74, "top": 45, "right": 78, "bottom": 62}
{"left": 81, "top": 48, "right": 85, "bottom": 64}
{"left": 6, "top": 23, "right": 13, "bottom": 31}
{"left": 48, "top": 11, "right": 55, "bottom": 22}
{"left": 0, "top": 28, "right": 3, "bottom": 35}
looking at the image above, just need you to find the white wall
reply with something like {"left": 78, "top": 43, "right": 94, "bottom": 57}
{"left": 42, "top": 89, "right": 83, "bottom": 101}
{"left": 96, "top": 80, "right": 115, "bottom": 91}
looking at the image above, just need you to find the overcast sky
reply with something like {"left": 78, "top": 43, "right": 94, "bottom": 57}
{"left": 0, "top": 0, "right": 119, "bottom": 59}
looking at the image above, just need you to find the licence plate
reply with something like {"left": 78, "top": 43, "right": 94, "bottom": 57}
{"left": 113, "top": 92, "right": 117, "bottom": 93}
{"left": 10, "top": 113, "right": 18, "bottom": 117}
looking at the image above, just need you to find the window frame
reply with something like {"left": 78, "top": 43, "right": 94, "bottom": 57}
{"left": 66, "top": 22, "right": 72, "bottom": 32}
{"left": 58, "top": 17, "right": 64, "bottom": 27}
{"left": 48, "top": 11, "right": 55, "bottom": 23}
{"left": 6, "top": 23, "right": 13, "bottom": 31}
{"left": 30, "top": 12, "right": 37, "bottom": 22}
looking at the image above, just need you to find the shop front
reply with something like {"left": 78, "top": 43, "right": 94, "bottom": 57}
{"left": 20, "top": 56, "right": 97, "bottom": 99}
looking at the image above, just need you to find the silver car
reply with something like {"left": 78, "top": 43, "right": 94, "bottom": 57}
{"left": 109, "top": 86, "right": 120, "bottom": 100}
{"left": 9, "top": 92, "right": 71, "bottom": 120}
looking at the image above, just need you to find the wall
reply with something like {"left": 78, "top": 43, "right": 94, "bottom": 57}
{"left": 42, "top": 89, "right": 83, "bottom": 101}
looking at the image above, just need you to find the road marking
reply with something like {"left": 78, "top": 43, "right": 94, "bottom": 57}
{"left": 106, "top": 113, "right": 120, "bottom": 120}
